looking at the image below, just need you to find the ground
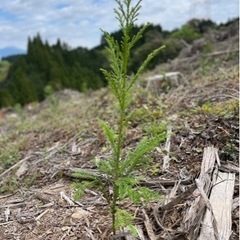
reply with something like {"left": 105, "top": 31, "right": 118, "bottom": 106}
{"left": 0, "top": 37, "right": 239, "bottom": 239}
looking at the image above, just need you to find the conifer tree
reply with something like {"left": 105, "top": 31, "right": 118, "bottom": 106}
{"left": 72, "top": 0, "right": 165, "bottom": 236}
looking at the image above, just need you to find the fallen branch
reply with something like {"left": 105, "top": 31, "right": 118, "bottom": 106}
{"left": 204, "top": 49, "right": 239, "bottom": 57}
{"left": 0, "top": 155, "right": 32, "bottom": 178}
{"left": 160, "top": 182, "right": 197, "bottom": 211}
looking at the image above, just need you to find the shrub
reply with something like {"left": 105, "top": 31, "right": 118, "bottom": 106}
{"left": 171, "top": 24, "right": 202, "bottom": 43}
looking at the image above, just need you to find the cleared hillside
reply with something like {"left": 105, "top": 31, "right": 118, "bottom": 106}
{"left": 0, "top": 40, "right": 239, "bottom": 239}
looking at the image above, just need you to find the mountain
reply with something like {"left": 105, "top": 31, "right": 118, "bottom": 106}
{"left": 0, "top": 46, "right": 26, "bottom": 60}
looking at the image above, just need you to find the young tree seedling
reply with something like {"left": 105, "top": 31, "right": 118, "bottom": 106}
{"left": 72, "top": 0, "right": 165, "bottom": 236}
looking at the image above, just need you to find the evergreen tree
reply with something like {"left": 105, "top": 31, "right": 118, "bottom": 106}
{"left": 10, "top": 66, "right": 38, "bottom": 105}
{"left": 0, "top": 89, "right": 14, "bottom": 107}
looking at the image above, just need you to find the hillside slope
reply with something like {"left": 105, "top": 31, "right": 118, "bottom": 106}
{"left": 0, "top": 43, "right": 239, "bottom": 240}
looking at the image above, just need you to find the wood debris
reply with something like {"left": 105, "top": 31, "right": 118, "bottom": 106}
{"left": 198, "top": 172, "right": 235, "bottom": 240}
{"left": 162, "top": 125, "right": 172, "bottom": 172}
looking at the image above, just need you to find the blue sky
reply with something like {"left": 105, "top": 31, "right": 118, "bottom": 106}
{"left": 0, "top": 0, "right": 238, "bottom": 50}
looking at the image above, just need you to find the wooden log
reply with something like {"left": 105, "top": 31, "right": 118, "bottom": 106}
{"left": 198, "top": 172, "right": 235, "bottom": 240}
{"left": 181, "top": 146, "right": 220, "bottom": 239}
{"left": 146, "top": 72, "right": 186, "bottom": 94}
{"left": 181, "top": 146, "right": 235, "bottom": 240}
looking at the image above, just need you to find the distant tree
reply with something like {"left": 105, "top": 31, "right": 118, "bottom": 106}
{"left": 2, "top": 55, "right": 24, "bottom": 63}
{"left": 198, "top": 19, "right": 217, "bottom": 33}
{"left": 0, "top": 89, "right": 14, "bottom": 107}
{"left": 171, "top": 24, "right": 202, "bottom": 43}
{"left": 218, "top": 17, "right": 239, "bottom": 28}
{"left": 10, "top": 65, "right": 38, "bottom": 105}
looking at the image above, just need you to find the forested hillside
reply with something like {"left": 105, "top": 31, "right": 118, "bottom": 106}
{"left": 0, "top": 36, "right": 107, "bottom": 107}
{"left": 0, "top": 17, "right": 238, "bottom": 107}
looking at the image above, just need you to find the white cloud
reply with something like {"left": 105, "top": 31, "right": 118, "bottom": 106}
{"left": 0, "top": 0, "right": 238, "bottom": 50}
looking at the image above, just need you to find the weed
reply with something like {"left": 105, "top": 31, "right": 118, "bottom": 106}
{"left": 44, "top": 85, "right": 59, "bottom": 113}
{"left": 196, "top": 100, "right": 239, "bottom": 118}
{"left": 0, "top": 134, "right": 30, "bottom": 174}
{"left": 14, "top": 103, "right": 26, "bottom": 121}
{"left": 127, "top": 107, "right": 152, "bottom": 123}
{"left": 24, "top": 175, "right": 37, "bottom": 188}
{"left": 143, "top": 120, "right": 167, "bottom": 138}
{"left": 202, "top": 41, "right": 213, "bottom": 54}
{"left": 220, "top": 141, "right": 239, "bottom": 161}
{"left": 149, "top": 162, "right": 161, "bottom": 176}
{"left": 0, "top": 177, "right": 19, "bottom": 193}
{"left": 0, "top": 149, "right": 20, "bottom": 173}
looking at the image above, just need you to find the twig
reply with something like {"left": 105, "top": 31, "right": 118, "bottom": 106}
{"left": 0, "top": 203, "right": 26, "bottom": 208}
{"left": 4, "top": 207, "right": 10, "bottom": 222}
{"left": 162, "top": 126, "right": 172, "bottom": 171}
{"left": 140, "top": 177, "right": 193, "bottom": 187}
{"left": 85, "top": 226, "right": 97, "bottom": 240}
{"left": 0, "top": 193, "right": 16, "bottom": 199}
{"left": 60, "top": 191, "right": 75, "bottom": 206}
{"left": 160, "top": 183, "right": 197, "bottom": 211}
{"left": 0, "top": 155, "right": 32, "bottom": 178}
{"left": 0, "top": 221, "right": 14, "bottom": 226}
{"left": 35, "top": 209, "right": 49, "bottom": 221}
{"left": 204, "top": 49, "right": 239, "bottom": 57}
{"left": 142, "top": 209, "right": 157, "bottom": 240}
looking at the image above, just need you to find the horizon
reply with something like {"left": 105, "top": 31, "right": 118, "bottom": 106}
{"left": 0, "top": 0, "right": 239, "bottom": 53}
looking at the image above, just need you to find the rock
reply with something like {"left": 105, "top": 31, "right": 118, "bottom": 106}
{"left": 71, "top": 208, "right": 91, "bottom": 219}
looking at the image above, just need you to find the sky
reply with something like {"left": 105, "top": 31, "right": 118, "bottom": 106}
{"left": 0, "top": 0, "right": 239, "bottom": 51}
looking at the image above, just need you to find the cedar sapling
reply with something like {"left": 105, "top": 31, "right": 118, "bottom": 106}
{"left": 72, "top": 0, "right": 165, "bottom": 236}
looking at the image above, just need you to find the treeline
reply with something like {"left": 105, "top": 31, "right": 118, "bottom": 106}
{"left": 96, "top": 18, "right": 217, "bottom": 72}
{"left": 0, "top": 35, "right": 107, "bottom": 107}
{"left": 0, "top": 17, "right": 238, "bottom": 107}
